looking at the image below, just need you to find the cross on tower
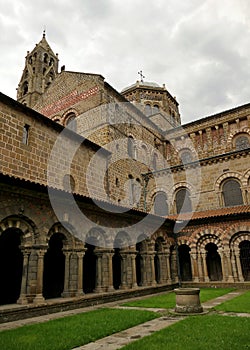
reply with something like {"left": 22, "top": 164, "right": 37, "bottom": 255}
{"left": 138, "top": 70, "right": 145, "bottom": 83}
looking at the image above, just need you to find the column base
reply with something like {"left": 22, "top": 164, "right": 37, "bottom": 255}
{"left": 33, "top": 294, "right": 45, "bottom": 304}
{"left": 76, "top": 290, "right": 85, "bottom": 297}
{"left": 17, "top": 295, "right": 28, "bottom": 305}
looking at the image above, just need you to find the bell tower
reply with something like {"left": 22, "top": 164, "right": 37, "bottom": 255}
{"left": 17, "top": 31, "right": 59, "bottom": 107}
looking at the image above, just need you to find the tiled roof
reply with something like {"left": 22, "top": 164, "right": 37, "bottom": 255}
{"left": 167, "top": 205, "right": 250, "bottom": 221}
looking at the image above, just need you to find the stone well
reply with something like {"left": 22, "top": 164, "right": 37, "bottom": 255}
{"left": 174, "top": 288, "right": 203, "bottom": 314}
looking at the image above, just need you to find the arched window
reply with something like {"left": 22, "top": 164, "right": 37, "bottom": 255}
{"left": 153, "top": 105, "right": 160, "bottom": 114}
{"left": 180, "top": 150, "right": 193, "bottom": 164}
{"left": 22, "top": 81, "right": 28, "bottom": 96}
{"left": 153, "top": 192, "right": 168, "bottom": 216}
{"left": 222, "top": 179, "right": 243, "bottom": 207}
{"left": 63, "top": 174, "right": 75, "bottom": 192}
{"left": 128, "top": 136, "right": 135, "bottom": 159}
{"left": 145, "top": 104, "right": 152, "bottom": 117}
{"left": 152, "top": 153, "right": 158, "bottom": 170}
{"left": 235, "top": 135, "right": 250, "bottom": 150}
{"left": 65, "top": 113, "right": 77, "bottom": 132}
{"left": 176, "top": 187, "right": 192, "bottom": 214}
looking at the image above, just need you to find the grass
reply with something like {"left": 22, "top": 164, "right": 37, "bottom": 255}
{"left": 122, "top": 315, "right": 250, "bottom": 350}
{"left": 0, "top": 308, "right": 158, "bottom": 350}
{"left": 122, "top": 288, "right": 234, "bottom": 309}
{"left": 215, "top": 290, "right": 250, "bottom": 313}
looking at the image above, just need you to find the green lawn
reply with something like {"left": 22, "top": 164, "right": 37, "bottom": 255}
{"left": 215, "top": 290, "right": 250, "bottom": 313}
{"left": 0, "top": 308, "right": 158, "bottom": 350}
{"left": 122, "top": 315, "right": 250, "bottom": 350}
{"left": 122, "top": 288, "right": 234, "bottom": 309}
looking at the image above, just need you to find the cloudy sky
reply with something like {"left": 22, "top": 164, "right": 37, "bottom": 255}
{"left": 0, "top": 0, "right": 250, "bottom": 124}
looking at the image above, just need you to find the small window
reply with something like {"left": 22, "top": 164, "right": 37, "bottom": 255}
{"left": 22, "top": 124, "right": 30, "bottom": 145}
{"left": 153, "top": 105, "right": 159, "bottom": 114}
{"left": 65, "top": 113, "right": 77, "bottom": 132}
{"left": 154, "top": 192, "right": 169, "bottom": 216}
{"left": 222, "top": 179, "right": 243, "bottom": 207}
{"left": 145, "top": 104, "right": 152, "bottom": 117}
{"left": 235, "top": 135, "right": 250, "bottom": 150}
{"left": 128, "top": 136, "right": 135, "bottom": 159}
{"left": 176, "top": 188, "right": 192, "bottom": 214}
{"left": 180, "top": 150, "right": 193, "bottom": 164}
{"left": 63, "top": 174, "right": 75, "bottom": 192}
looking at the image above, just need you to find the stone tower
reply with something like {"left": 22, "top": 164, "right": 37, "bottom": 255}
{"left": 121, "top": 80, "right": 181, "bottom": 130}
{"left": 17, "top": 31, "right": 59, "bottom": 107}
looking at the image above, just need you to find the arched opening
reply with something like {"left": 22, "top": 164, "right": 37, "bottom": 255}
{"left": 83, "top": 243, "right": 97, "bottom": 293}
{"left": 112, "top": 248, "right": 122, "bottom": 289}
{"left": 0, "top": 228, "right": 23, "bottom": 305}
{"left": 136, "top": 242, "right": 143, "bottom": 286}
{"left": 178, "top": 244, "right": 192, "bottom": 281}
{"left": 22, "top": 81, "right": 28, "bottom": 96}
{"left": 239, "top": 240, "right": 250, "bottom": 281}
{"left": 235, "top": 134, "right": 250, "bottom": 150}
{"left": 128, "top": 136, "right": 135, "bottom": 159}
{"left": 154, "top": 192, "right": 169, "bottom": 216}
{"left": 65, "top": 113, "right": 77, "bottom": 132}
{"left": 43, "top": 233, "right": 65, "bottom": 299}
{"left": 222, "top": 179, "right": 243, "bottom": 207}
{"left": 176, "top": 187, "right": 192, "bottom": 213}
{"left": 145, "top": 103, "right": 152, "bottom": 116}
{"left": 205, "top": 243, "right": 222, "bottom": 281}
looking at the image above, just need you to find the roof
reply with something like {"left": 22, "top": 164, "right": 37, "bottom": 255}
{"left": 121, "top": 81, "right": 161, "bottom": 93}
{"left": 167, "top": 205, "right": 250, "bottom": 222}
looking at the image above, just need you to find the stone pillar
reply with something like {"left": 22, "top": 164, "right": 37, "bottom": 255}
{"left": 107, "top": 251, "right": 114, "bottom": 292}
{"left": 130, "top": 251, "right": 138, "bottom": 288}
{"left": 157, "top": 252, "right": 163, "bottom": 284}
{"left": 171, "top": 250, "right": 178, "bottom": 283}
{"left": 120, "top": 252, "right": 129, "bottom": 289}
{"left": 218, "top": 249, "right": 226, "bottom": 282}
{"left": 76, "top": 251, "right": 85, "bottom": 296}
{"left": 150, "top": 252, "right": 157, "bottom": 286}
{"left": 224, "top": 248, "right": 234, "bottom": 282}
{"left": 17, "top": 248, "right": 31, "bottom": 304}
{"left": 234, "top": 248, "right": 244, "bottom": 282}
{"left": 165, "top": 252, "right": 172, "bottom": 283}
{"left": 33, "top": 247, "right": 47, "bottom": 303}
{"left": 94, "top": 251, "right": 103, "bottom": 293}
{"left": 197, "top": 252, "right": 204, "bottom": 282}
{"left": 62, "top": 250, "right": 71, "bottom": 297}
{"left": 190, "top": 252, "right": 199, "bottom": 282}
{"left": 201, "top": 250, "right": 209, "bottom": 282}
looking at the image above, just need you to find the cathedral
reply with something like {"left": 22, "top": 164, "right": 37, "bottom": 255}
{"left": 0, "top": 32, "right": 249, "bottom": 316}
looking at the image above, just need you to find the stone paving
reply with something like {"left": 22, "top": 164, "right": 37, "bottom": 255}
{"left": 0, "top": 290, "right": 248, "bottom": 350}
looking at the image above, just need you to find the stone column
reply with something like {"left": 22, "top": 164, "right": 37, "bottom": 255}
{"left": 150, "top": 252, "right": 157, "bottom": 286}
{"left": 120, "top": 252, "right": 128, "bottom": 289}
{"left": 107, "top": 251, "right": 115, "bottom": 292}
{"left": 141, "top": 253, "right": 148, "bottom": 286}
{"left": 62, "top": 250, "right": 71, "bottom": 297}
{"left": 190, "top": 252, "right": 199, "bottom": 282}
{"left": 94, "top": 251, "right": 103, "bottom": 293}
{"left": 197, "top": 251, "right": 203, "bottom": 282}
{"left": 165, "top": 252, "right": 172, "bottom": 283}
{"left": 224, "top": 248, "right": 234, "bottom": 282}
{"left": 76, "top": 251, "right": 85, "bottom": 296}
{"left": 218, "top": 249, "right": 226, "bottom": 282}
{"left": 33, "top": 247, "right": 47, "bottom": 303}
{"left": 17, "top": 248, "right": 31, "bottom": 304}
{"left": 157, "top": 252, "right": 163, "bottom": 284}
{"left": 201, "top": 250, "right": 210, "bottom": 282}
{"left": 171, "top": 250, "right": 178, "bottom": 283}
{"left": 234, "top": 248, "right": 244, "bottom": 282}
{"left": 130, "top": 251, "right": 138, "bottom": 288}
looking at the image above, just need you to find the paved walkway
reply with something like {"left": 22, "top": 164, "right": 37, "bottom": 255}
{"left": 0, "top": 290, "right": 248, "bottom": 350}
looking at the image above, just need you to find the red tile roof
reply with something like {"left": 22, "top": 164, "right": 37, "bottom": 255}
{"left": 167, "top": 205, "right": 250, "bottom": 221}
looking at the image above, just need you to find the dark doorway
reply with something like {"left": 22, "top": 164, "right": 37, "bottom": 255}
{"left": 43, "top": 233, "right": 65, "bottom": 299}
{"left": 113, "top": 248, "right": 122, "bottom": 290}
{"left": 83, "top": 243, "right": 97, "bottom": 293}
{"left": 239, "top": 240, "right": 250, "bottom": 281}
{"left": 0, "top": 228, "right": 23, "bottom": 305}
{"left": 136, "top": 242, "right": 143, "bottom": 286}
{"left": 206, "top": 243, "right": 222, "bottom": 281}
{"left": 179, "top": 244, "right": 192, "bottom": 281}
